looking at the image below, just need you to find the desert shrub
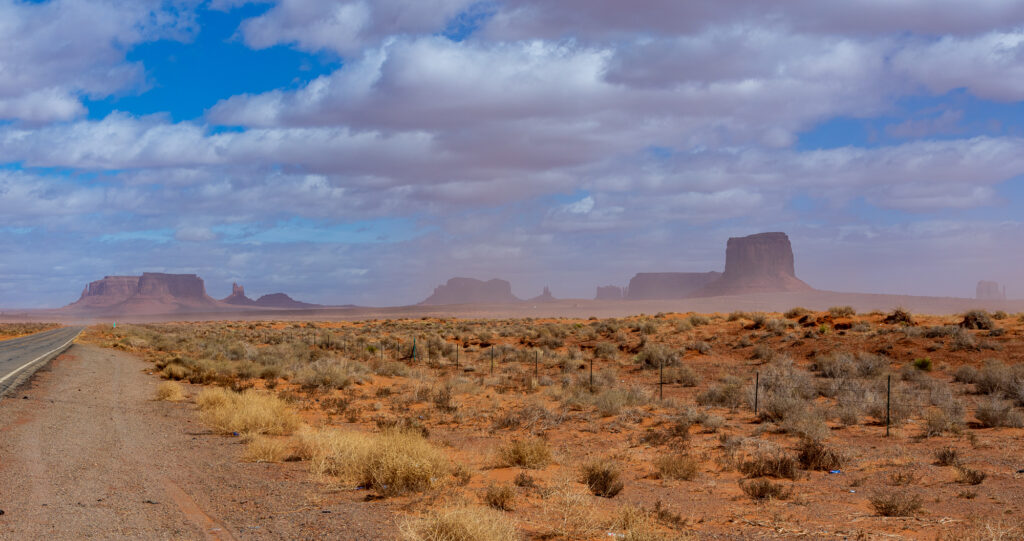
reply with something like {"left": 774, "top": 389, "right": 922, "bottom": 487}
{"left": 155, "top": 381, "right": 186, "bottom": 401}
{"left": 197, "top": 388, "right": 300, "bottom": 436}
{"left": 297, "top": 427, "right": 450, "bottom": 495}
{"left": 295, "top": 358, "right": 370, "bottom": 390}
{"left": 687, "top": 340, "right": 712, "bottom": 354}
{"left": 242, "top": 435, "right": 291, "bottom": 463}
{"left": 870, "top": 491, "right": 922, "bottom": 516}
{"left": 912, "top": 357, "right": 933, "bottom": 371}
{"left": 662, "top": 365, "right": 699, "bottom": 386}
{"left": 751, "top": 345, "right": 777, "bottom": 362}
{"left": 828, "top": 306, "right": 855, "bottom": 318}
{"left": 883, "top": 307, "right": 914, "bottom": 326}
{"left": 934, "top": 447, "right": 960, "bottom": 466}
{"left": 956, "top": 466, "right": 987, "bottom": 485}
{"left": 796, "top": 439, "right": 844, "bottom": 471}
{"left": 653, "top": 453, "right": 699, "bottom": 481}
{"left": 740, "top": 446, "right": 799, "bottom": 479}
{"left": 975, "top": 396, "right": 1024, "bottom": 428}
{"left": 696, "top": 376, "right": 747, "bottom": 409}
{"left": 953, "top": 365, "right": 978, "bottom": 384}
{"left": 484, "top": 484, "right": 516, "bottom": 511}
{"left": 593, "top": 342, "right": 618, "bottom": 359}
{"left": 399, "top": 506, "right": 519, "bottom": 541}
{"left": 635, "top": 344, "right": 678, "bottom": 369}
{"left": 513, "top": 472, "right": 536, "bottom": 488}
{"left": 951, "top": 328, "right": 979, "bottom": 351}
{"left": 739, "top": 479, "right": 792, "bottom": 501}
{"left": 580, "top": 461, "right": 624, "bottom": 498}
{"left": 497, "top": 437, "right": 551, "bottom": 469}
{"left": 687, "top": 315, "right": 710, "bottom": 327}
{"left": 784, "top": 307, "right": 809, "bottom": 319}
{"left": 925, "top": 325, "right": 959, "bottom": 338}
{"left": 161, "top": 363, "right": 191, "bottom": 380}
{"left": 960, "top": 310, "right": 995, "bottom": 330}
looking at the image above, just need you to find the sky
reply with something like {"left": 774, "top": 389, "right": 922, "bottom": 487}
{"left": 2, "top": 0, "right": 1024, "bottom": 308}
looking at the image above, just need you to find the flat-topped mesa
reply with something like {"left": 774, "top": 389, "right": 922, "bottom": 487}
{"left": 595, "top": 285, "right": 623, "bottom": 300}
{"left": 420, "top": 277, "right": 521, "bottom": 305}
{"left": 976, "top": 280, "right": 1007, "bottom": 301}
{"left": 694, "top": 232, "right": 812, "bottom": 297}
{"left": 136, "top": 272, "right": 207, "bottom": 299}
{"left": 222, "top": 282, "right": 257, "bottom": 305}
{"left": 625, "top": 272, "right": 721, "bottom": 300}
{"left": 77, "top": 275, "right": 141, "bottom": 307}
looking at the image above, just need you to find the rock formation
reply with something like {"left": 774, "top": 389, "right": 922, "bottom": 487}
{"left": 222, "top": 283, "right": 257, "bottom": 306}
{"left": 694, "top": 232, "right": 811, "bottom": 296}
{"left": 420, "top": 277, "right": 520, "bottom": 305}
{"left": 529, "top": 286, "right": 556, "bottom": 303}
{"left": 625, "top": 272, "right": 721, "bottom": 300}
{"left": 67, "top": 272, "right": 219, "bottom": 314}
{"left": 254, "top": 293, "right": 319, "bottom": 309}
{"left": 976, "top": 280, "right": 1007, "bottom": 301}
{"left": 595, "top": 285, "right": 623, "bottom": 300}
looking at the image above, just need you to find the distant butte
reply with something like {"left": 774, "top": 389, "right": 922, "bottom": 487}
{"left": 694, "top": 232, "right": 812, "bottom": 297}
{"left": 420, "top": 277, "right": 521, "bottom": 305}
{"left": 64, "top": 273, "right": 320, "bottom": 315}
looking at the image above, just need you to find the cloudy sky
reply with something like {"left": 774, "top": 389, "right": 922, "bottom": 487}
{"left": 3, "top": 0, "right": 1024, "bottom": 307}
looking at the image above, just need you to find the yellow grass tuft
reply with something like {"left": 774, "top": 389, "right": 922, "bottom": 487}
{"left": 399, "top": 506, "right": 520, "bottom": 541}
{"left": 297, "top": 427, "right": 450, "bottom": 495}
{"left": 496, "top": 437, "right": 551, "bottom": 469}
{"left": 155, "top": 381, "right": 186, "bottom": 401}
{"left": 196, "top": 388, "right": 300, "bottom": 436}
{"left": 242, "top": 435, "right": 292, "bottom": 463}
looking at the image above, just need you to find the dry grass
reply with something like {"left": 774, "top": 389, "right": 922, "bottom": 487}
{"left": 496, "top": 437, "right": 551, "bottom": 469}
{"left": 580, "top": 460, "right": 624, "bottom": 498}
{"left": 739, "top": 478, "right": 792, "bottom": 501}
{"left": 653, "top": 453, "right": 699, "bottom": 480}
{"left": 154, "top": 381, "right": 186, "bottom": 401}
{"left": 484, "top": 484, "right": 516, "bottom": 511}
{"left": 870, "top": 491, "right": 923, "bottom": 516}
{"left": 242, "top": 435, "right": 292, "bottom": 463}
{"left": 296, "top": 427, "right": 450, "bottom": 495}
{"left": 399, "top": 506, "right": 520, "bottom": 541}
{"left": 196, "top": 388, "right": 300, "bottom": 435}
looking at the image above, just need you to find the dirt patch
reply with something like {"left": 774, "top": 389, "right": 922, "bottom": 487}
{"left": 0, "top": 345, "right": 395, "bottom": 539}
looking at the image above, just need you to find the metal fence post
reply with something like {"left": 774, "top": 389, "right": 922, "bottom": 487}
{"left": 754, "top": 372, "right": 759, "bottom": 416}
{"left": 535, "top": 350, "right": 539, "bottom": 379}
{"left": 659, "top": 358, "right": 664, "bottom": 400}
{"left": 490, "top": 345, "right": 494, "bottom": 375}
{"left": 886, "top": 374, "right": 891, "bottom": 437}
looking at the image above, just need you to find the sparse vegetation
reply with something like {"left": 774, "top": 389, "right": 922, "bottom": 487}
{"left": 497, "top": 437, "right": 551, "bottom": 469}
{"left": 197, "top": 388, "right": 300, "bottom": 435}
{"left": 870, "top": 491, "right": 923, "bottom": 516}
{"left": 399, "top": 506, "right": 519, "bottom": 541}
{"left": 155, "top": 381, "right": 186, "bottom": 401}
{"left": 581, "top": 460, "right": 624, "bottom": 497}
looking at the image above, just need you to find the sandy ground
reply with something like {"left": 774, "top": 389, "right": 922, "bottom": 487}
{"left": 0, "top": 344, "right": 396, "bottom": 540}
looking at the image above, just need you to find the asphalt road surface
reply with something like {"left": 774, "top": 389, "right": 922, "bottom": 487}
{"left": 0, "top": 326, "right": 82, "bottom": 397}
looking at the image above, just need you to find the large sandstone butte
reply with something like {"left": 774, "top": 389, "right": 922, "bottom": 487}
{"left": 420, "top": 277, "right": 521, "bottom": 305}
{"left": 254, "top": 293, "right": 320, "bottom": 309}
{"left": 68, "top": 272, "right": 220, "bottom": 314}
{"left": 976, "top": 280, "right": 1007, "bottom": 300}
{"left": 694, "top": 232, "right": 812, "bottom": 297}
{"left": 528, "top": 286, "right": 556, "bottom": 303}
{"left": 625, "top": 272, "right": 721, "bottom": 300}
{"left": 222, "top": 283, "right": 257, "bottom": 306}
{"left": 595, "top": 285, "right": 623, "bottom": 300}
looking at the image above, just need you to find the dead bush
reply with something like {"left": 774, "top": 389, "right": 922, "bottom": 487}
{"left": 955, "top": 466, "right": 987, "bottom": 485}
{"left": 581, "top": 461, "right": 624, "bottom": 498}
{"left": 796, "top": 439, "right": 844, "bottom": 471}
{"left": 934, "top": 447, "right": 960, "bottom": 467}
{"left": 960, "top": 310, "right": 995, "bottom": 330}
{"left": 975, "top": 396, "right": 1024, "bottom": 428}
{"left": 484, "top": 484, "right": 516, "bottom": 511}
{"left": 497, "top": 437, "right": 551, "bottom": 469}
{"left": 739, "top": 447, "right": 800, "bottom": 480}
{"left": 653, "top": 453, "right": 699, "bottom": 480}
{"left": 739, "top": 479, "right": 792, "bottom": 501}
{"left": 242, "top": 435, "right": 292, "bottom": 463}
{"left": 870, "top": 491, "right": 922, "bottom": 516}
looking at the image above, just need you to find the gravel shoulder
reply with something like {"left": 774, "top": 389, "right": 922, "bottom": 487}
{"left": 0, "top": 344, "right": 396, "bottom": 540}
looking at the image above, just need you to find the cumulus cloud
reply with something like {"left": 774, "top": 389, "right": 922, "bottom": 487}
{"left": 0, "top": 0, "right": 195, "bottom": 123}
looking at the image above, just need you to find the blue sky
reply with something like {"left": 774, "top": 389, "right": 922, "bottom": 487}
{"left": 3, "top": 0, "right": 1024, "bottom": 307}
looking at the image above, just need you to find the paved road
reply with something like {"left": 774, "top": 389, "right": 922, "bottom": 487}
{"left": 0, "top": 326, "right": 82, "bottom": 397}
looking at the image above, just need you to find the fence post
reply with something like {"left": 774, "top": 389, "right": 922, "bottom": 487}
{"left": 754, "top": 372, "right": 759, "bottom": 416}
{"left": 886, "top": 374, "right": 891, "bottom": 437}
{"left": 412, "top": 337, "right": 417, "bottom": 362}
{"left": 490, "top": 346, "right": 494, "bottom": 375}
{"left": 659, "top": 358, "right": 664, "bottom": 400}
{"left": 589, "top": 356, "right": 594, "bottom": 391}
{"left": 535, "top": 350, "right": 539, "bottom": 379}
{"left": 455, "top": 344, "right": 459, "bottom": 370}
